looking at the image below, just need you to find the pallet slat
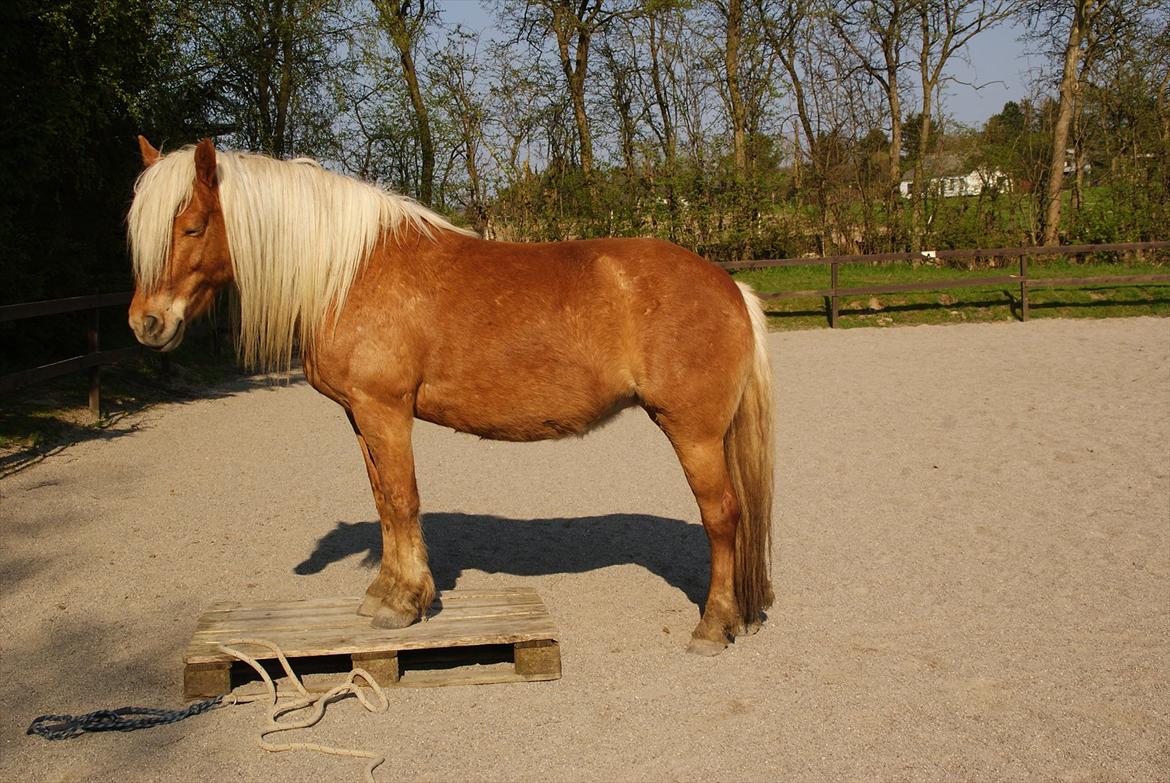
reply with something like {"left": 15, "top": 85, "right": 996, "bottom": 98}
{"left": 189, "top": 615, "right": 553, "bottom": 647}
{"left": 196, "top": 592, "right": 542, "bottom": 624}
{"left": 187, "top": 621, "right": 559, "bottom": 660}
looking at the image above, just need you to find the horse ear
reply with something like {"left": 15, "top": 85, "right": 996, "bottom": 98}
{"left": 137, "top": 135, "right": 161, "bottom": 168}
{"left": 194, "top": 138, "right": 218, "bottom": 190}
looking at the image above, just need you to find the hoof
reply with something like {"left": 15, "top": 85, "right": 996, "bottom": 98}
{"left": 742, "top": 618, "right": 762, "bottom": 636}
{"left": 370, "top": 605, "right": 418, "bottom": 630}
{"left": 686, "top": 637, "right": 727, "bottom": 657}
{"left": 356, "top": 593, "right": 382, "bottom": 617}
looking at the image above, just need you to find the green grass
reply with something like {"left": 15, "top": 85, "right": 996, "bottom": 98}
{"left": 733, "top": 258, "right": 1170, "bottom": 330}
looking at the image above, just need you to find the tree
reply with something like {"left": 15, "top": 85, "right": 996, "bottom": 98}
{"left": 1026, "top": 0, "right": 1114, "bottom": 245}
{"left": 759, "top": 0, "right": 828, "bottom": 241}
{"left": 644, "top": 7, "right": 679, "bottom": 169}
{"left": 905, "top": 0, "right": 1016, "bottom": 250}
{"left": 715, "top": 0, "right": 749, "bottom": 173}
{"left": 429, "top": 27, "right": 489, "bottom": 229}
{"left": 1067, "top": 3, "right": 1170, "bottom": 241}
{"left": 0, "top": 0, "right": 219, "bottom": 371}
{"left": 830, "top": 0, "right": 912, "bottom": 210}
{"left": 599, "top": 38, "right": 641, "bottom": 175}
{"left": 170, "top": 0, "right": 346, "bottom": 157}
{"left": 504, "top": 0, "right": 632, "bottom": 177}
{"left": 373, "top": 0, "right": 437, "bottom": 205}
{"left": 0, "top": 0, "right": 162, "bottom": 304}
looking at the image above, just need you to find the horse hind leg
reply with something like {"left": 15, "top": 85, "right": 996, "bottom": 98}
{"left": 666, "top": 434, "right": 743, "bottom": 655}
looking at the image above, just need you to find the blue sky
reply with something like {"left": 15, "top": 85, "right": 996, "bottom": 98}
{"left": 439, "top": 0, "right": 1037, "bottom": 127}
{"left": 949, "top": 22, "right": 1040, "bottom": 126}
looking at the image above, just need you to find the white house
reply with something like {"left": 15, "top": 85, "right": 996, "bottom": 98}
{"left": 899, "top": 169, "right": 1012, "bottom": 199}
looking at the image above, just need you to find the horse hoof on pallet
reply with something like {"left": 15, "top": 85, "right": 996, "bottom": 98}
{"left": 371, "top": 604, "right": 418, "bottom": 630}
{"left": 356, "top": 593, "right": 382, "bottom": 617}
{"left": 686, "top": 637, "right": 728, "bottom": 656}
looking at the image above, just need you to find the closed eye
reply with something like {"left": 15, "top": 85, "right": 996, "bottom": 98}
{"left": 183, "top": 225, "right": 206, "bottom": 237}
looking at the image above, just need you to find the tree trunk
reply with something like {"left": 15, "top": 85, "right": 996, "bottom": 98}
{"left": 828, "top": 0, "right": 908, "bottom": 248}
{"left": 647, "top": 15, "right": 676, "bottom": 169}
{"left": 382, "top": 1, "right": 434, "bottom": 206}
{"left": 273, "top": 0, "right": 295, "bottom": 158}
{"left": 911, "top": 7, "right": 933, "bottom": 254}
{"left": 552, "top": 2, "right": 597, "bottom": 176}
{"left": 885, "top": 78, "right": 905, "bottom": 250}
{"left": 1043, "top": 2, "right": 1090, "bottom": 246}
{"left": 888, "top": 79, "right": 903, "bottom": 181}
{"left": 255, "top": 3, "right": 275, "bottom": 154}
{"left": 791, "top": 122, "right": 802, "bottom": 193}
{"left": 910, "top": 103, "right": 932, "bottom": 252}
{"left": 396, "top": 46, "right": 433, "bottom": 206}
{"left": 1158, "top": 67, "right": 1170, "bottom": 146}
{"left": 777, "top": 44, "right": 827, "bottom": 250}
{"left": 463, "top": 118, "right": 485, "bottom": 232}
{"left": 1072, "top": 97, "right": 1085, "bottom": 212}
{"left": 724, "top": 0, "right": 747, "bottom": 174}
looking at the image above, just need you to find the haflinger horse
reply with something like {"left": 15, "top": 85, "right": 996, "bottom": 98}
{"left": 127, "top": 137, "right": 774, "bottom": 655}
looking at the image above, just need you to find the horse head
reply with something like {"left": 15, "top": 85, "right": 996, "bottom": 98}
{"left": 128, "top": 136, "right": 233, "bottom": 352}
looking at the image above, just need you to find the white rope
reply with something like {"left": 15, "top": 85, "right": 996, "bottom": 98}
{"left": 215, "top": 638, "right": 390, "bottom": 783}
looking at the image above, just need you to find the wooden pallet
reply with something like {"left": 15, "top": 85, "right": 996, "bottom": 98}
{"left": 183, "top": 587, "right": 560, "bottom": 699}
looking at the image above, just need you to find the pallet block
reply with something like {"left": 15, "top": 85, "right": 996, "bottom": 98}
{"left": 183, "top": 587, "right": 560, "bottom": 699}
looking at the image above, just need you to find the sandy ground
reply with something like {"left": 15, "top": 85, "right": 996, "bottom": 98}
{"left": 1, "top": 317, "right": 1168, "bottom": 783}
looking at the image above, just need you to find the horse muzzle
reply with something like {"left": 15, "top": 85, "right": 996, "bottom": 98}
{"left": 130, "top": 311, "right": 186, "bottom": 352}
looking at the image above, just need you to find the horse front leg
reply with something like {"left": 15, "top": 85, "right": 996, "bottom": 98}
{"left": 348, "top": 403, "right": 434, "bottom": 629}
{"left": 347, "top": 412, "right": 393, "bottom": 617}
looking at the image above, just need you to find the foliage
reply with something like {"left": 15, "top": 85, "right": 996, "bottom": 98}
{"left": 1, "top": 0, "right": 151, "bottom": 302}
{"left": 1, "top": 0, "right": 1167, "bottom": 322}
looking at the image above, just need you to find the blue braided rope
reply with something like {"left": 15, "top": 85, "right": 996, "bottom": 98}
{"left": 27, "top": 696, "right": 224, "bottom": 740}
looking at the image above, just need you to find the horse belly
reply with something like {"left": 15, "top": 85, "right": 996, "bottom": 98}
{"left": 414, "top": 351, "right": 635, "bottom": 442}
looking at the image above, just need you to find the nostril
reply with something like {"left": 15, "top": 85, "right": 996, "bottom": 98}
{"left": 142, "top": 314, "right": 160, "bottom": 335}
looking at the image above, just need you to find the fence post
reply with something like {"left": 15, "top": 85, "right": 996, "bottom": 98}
{"left": 830, "top": 260, "right": 839, "bottom": 328}
{"left": 87, "top": 307, "right": 101, "bottom": 420}
{"left": 1019, "top": 254, "right": 1029, "bottom": 321}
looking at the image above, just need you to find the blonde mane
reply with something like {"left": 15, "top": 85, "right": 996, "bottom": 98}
{"left": 127, "top": 146, "right": 476, "bottom": 371}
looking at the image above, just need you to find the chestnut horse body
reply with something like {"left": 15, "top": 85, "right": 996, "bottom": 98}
{"left": 128, "top": 138, "right": 774, "bottom": 654}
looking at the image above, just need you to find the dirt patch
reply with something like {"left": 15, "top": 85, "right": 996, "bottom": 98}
{"left": 2, "top": 317, "right": 1167, "bottom": 782}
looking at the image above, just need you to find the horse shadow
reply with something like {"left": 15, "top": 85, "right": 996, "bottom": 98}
{"left": 294, "top": 512, "right": 709, "bottom": 608}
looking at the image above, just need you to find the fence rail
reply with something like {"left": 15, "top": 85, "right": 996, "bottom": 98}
{"left": 721, "top": 240, "right": 1170, "bottom": 327}
{"left": 0, "top": 292, "right": 134, "bottom": 323}
{"left": 0, "top": 292, "right": 138, "bottom": 419}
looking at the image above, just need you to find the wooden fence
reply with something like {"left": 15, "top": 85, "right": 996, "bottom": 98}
{"left": 0, "top": 292, "right": 141, "bottom": 419}
{"left": 721, "top": 240, "right": 1170, "bottom": 327}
